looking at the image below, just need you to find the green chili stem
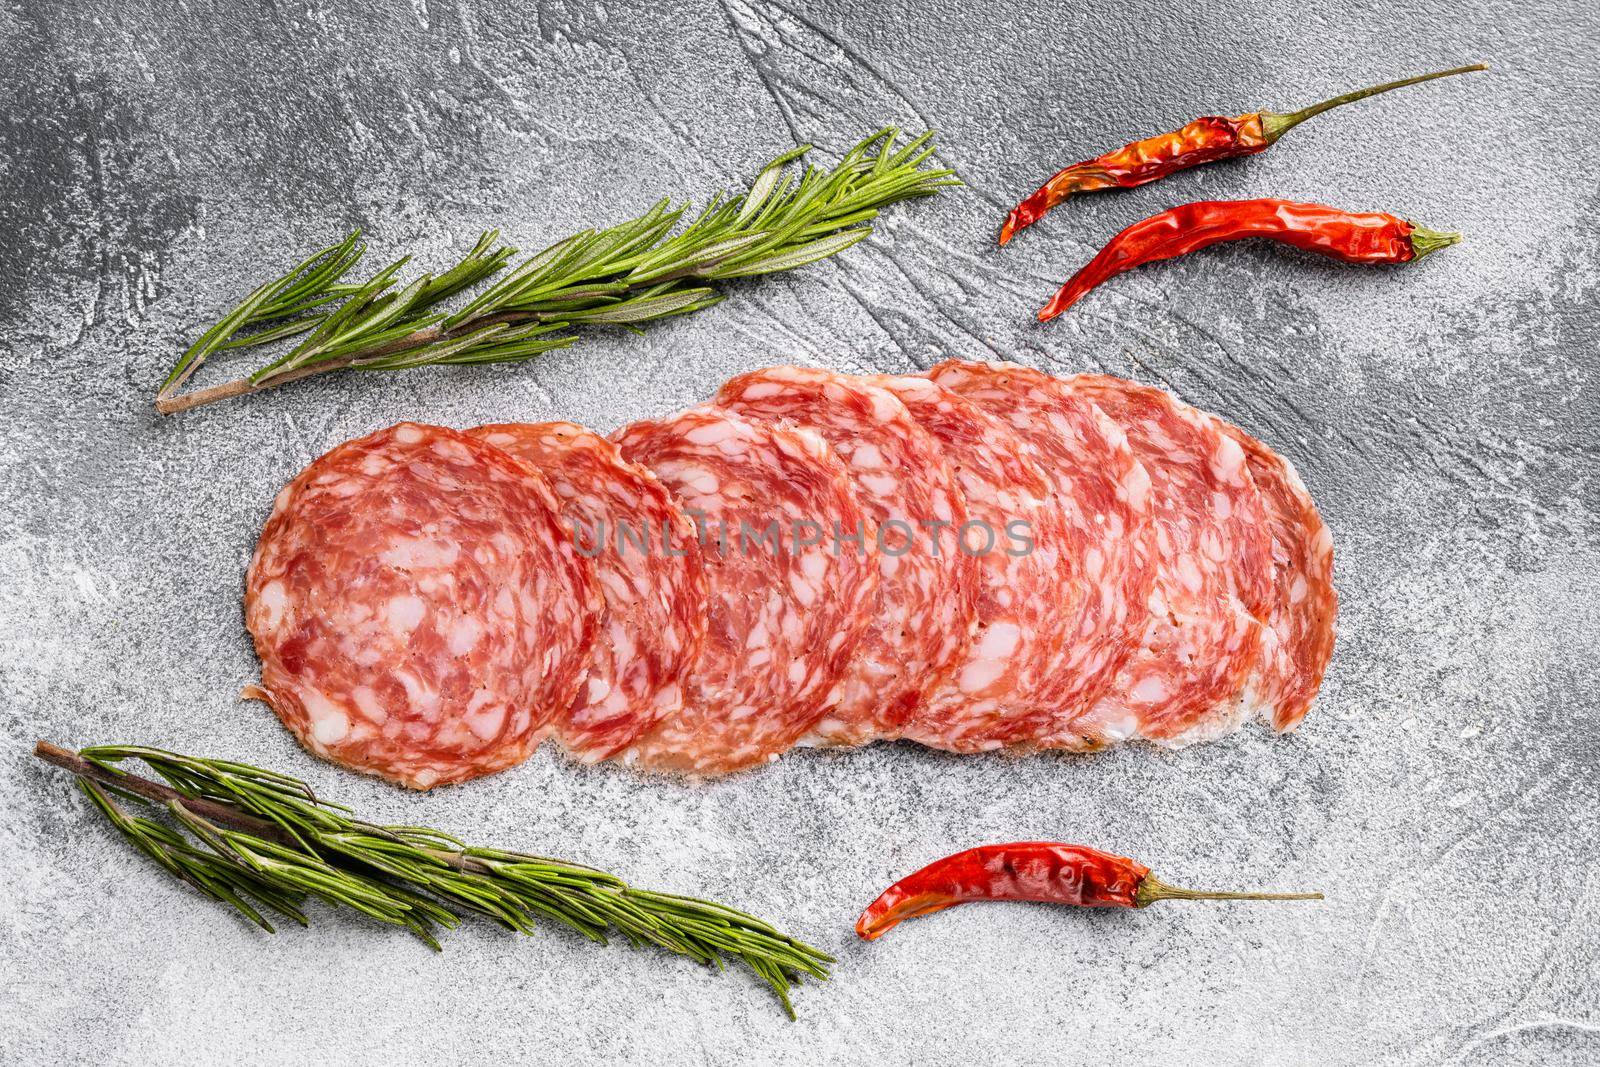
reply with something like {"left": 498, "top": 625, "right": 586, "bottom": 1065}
{"left": 1262, "top": 63, "right": 1487, "bottom": 142}
{"left": 1406, "top": 225, "right": 1463, "bottom": 260}
{"left": 1135, "top": 873, "right": 1325, "bottom": 907}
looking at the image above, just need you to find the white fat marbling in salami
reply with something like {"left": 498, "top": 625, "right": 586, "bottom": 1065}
{"left": 244, "top": 422, "right": 601, "bottom": 789}
{"left": 926, "top": 360, "right": 1156, "bottom": 748}
{"left": 1207, "top": 418, "right": 1337, "bottom": 732}
{"left": 612, "top": 406, "right": 878, "bottom": 773}
{"left": 466, "top": 422, "right": 708, "bottom": 762}
{"left": 1065, "top": 375, "right": 1276, "bottom": 744}
{"left": 873, "top": 375, "right": 1079, "bottom": 752}
{"left": 715, "top": 367, "right": 978, "bottom": 745}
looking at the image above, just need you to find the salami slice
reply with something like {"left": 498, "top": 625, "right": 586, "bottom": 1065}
{"left": 465, "top": 423, "right": 708, "bottom": 762}
{"left": 715, "top": 367, "right": 978, "bottom": 745}
{"left": 612, "top": 406, "right": 878, "bottom": 773}
{"left": 244, "top": 422, "right": 601, "bottom": 789}
{"left": 1207, "top": 419, "right": 1337, "bottom": 731}
{"left": 925, "top": 361, "right": 1156, "bottom": 747}
{"left": 1063, "top": 375, "right": 1275, "bottom": 744}
{"left": 871, "top": 375, "right": 1079, "bottom": 751}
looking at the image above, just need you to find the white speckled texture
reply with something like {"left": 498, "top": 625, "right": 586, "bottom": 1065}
{"left": 2, "top": 1, "right": 1597, "bottom": 1063}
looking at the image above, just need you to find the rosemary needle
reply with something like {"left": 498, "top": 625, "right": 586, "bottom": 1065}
{"left": 156, "top": 127, "right": 959, "bottom": 415}
{"left": 35, "top": 741, "right": 833, "bottom": 1019}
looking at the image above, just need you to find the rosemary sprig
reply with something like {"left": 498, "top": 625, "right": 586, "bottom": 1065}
{"left": 156, "top": 127, "right": 958, "bottom": 415}
{"left": 35, "top": 741, "right": 833, "bottom": 1017}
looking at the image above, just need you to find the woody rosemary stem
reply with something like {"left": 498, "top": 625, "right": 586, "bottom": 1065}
{"left": 34, "top": 740, "right": 490, "bottom": 876}
{"left": 153, "top": 308, "right": 557, "bottom": 414}
{"left": 155, "top": 362, "right": 346, "bottom": 415}
{"left": 36, "top": 741, "right": 273, "bottom": 835}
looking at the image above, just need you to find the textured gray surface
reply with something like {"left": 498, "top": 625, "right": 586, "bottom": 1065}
{"left": 2, "top": 0, "right": 1597, "bottom": 1063}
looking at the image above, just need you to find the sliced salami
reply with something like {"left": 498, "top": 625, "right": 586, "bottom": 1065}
{"left": 612, "top": 406, "right": 878, "bottom": 773}
{"left": 1063, "top": 375, "right": 1275, "bottom": 744}
{"left": 925, "top": 361, "right": 1156, "bottom": 747}
{"left": 871, "top": 375, "right": 1078, "bottom": 751}
{"left": 244, "top": 422, "right": 601, "bottom": 789}
{"left": 465, "top": 422, "right": 708, "bottom": 762}
{"left": 715, "top": 367, "right": 978, "bottom": 745}
{"left": 1207, "top": 419, "right": 1337, "bottom": 731}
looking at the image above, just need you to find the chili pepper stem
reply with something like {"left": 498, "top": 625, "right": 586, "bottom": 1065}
{"left": 1407, "top": 225, "right": 1463, "bottom": 260}
{"left": 1261, "top": 63, "right": 1487, "bottom": 142}
{"left": 1134, "top": 874, "right": 1323, "bottom": 908}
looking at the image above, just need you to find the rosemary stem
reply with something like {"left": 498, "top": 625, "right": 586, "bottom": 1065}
{"left": 33, "top": 741, "right": 488, "bottom": 875}
{"left": 155, "top": 358, "right": 369, "bottom": 415}
{"left": 154, "top": 378, "right": 255, "bottom": 415}
{"left": 35, "top": 741, "right": 283, "bottom": 838}
{"left": 154, "top": 312, "right": 536, "bottom": 415}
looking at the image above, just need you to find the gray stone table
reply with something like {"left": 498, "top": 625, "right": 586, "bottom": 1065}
{"left": 2, "top": 0, "right": 1596, "bottom": 1062}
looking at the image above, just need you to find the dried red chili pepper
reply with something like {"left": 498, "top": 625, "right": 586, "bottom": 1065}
{"left": 998, "top": 63, "right": 1485, "bottom": 245}
{"left": 1037, "top": 198, "right": 1460, "bottom": 322}
{"left": 855, "top": 842, "right": 1321, "bottom": 941}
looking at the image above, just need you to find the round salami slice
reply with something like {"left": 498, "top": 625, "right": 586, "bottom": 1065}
{"left": 244, "top": 422, "right": 601, "bottom": 789}
{"left": 925, "top": 360, "right": 1156, "bottom": 748}
{"left": 1206, "top": 418, "right": 1337, "bottom": 732}
{"left": 871, "top": 375, "right": 1080, "bottom": 752}
{"left": 465, "top": 422, "right": 708, "bottom": 763}
{"left": 715, "top": 367, "right": 978, "bottom": 745}
{"left": 1063, "top": 375, "right": 1275, "bottom": 744}
{"left": 612, "top": 406, "right": 878, "bottom": 773}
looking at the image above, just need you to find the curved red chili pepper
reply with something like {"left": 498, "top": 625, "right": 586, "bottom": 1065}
{"left": 1001, "top": 115, "right": 1269, "bottom": 245}
{"left": 999, "top": 63, "right": 1485, "bottom": 245}
{"left": 1037, "top": 199, "right": 1460, "bottom": 322}
{"left": 856, "top": 841, "right": 1322, "bottom": 941}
